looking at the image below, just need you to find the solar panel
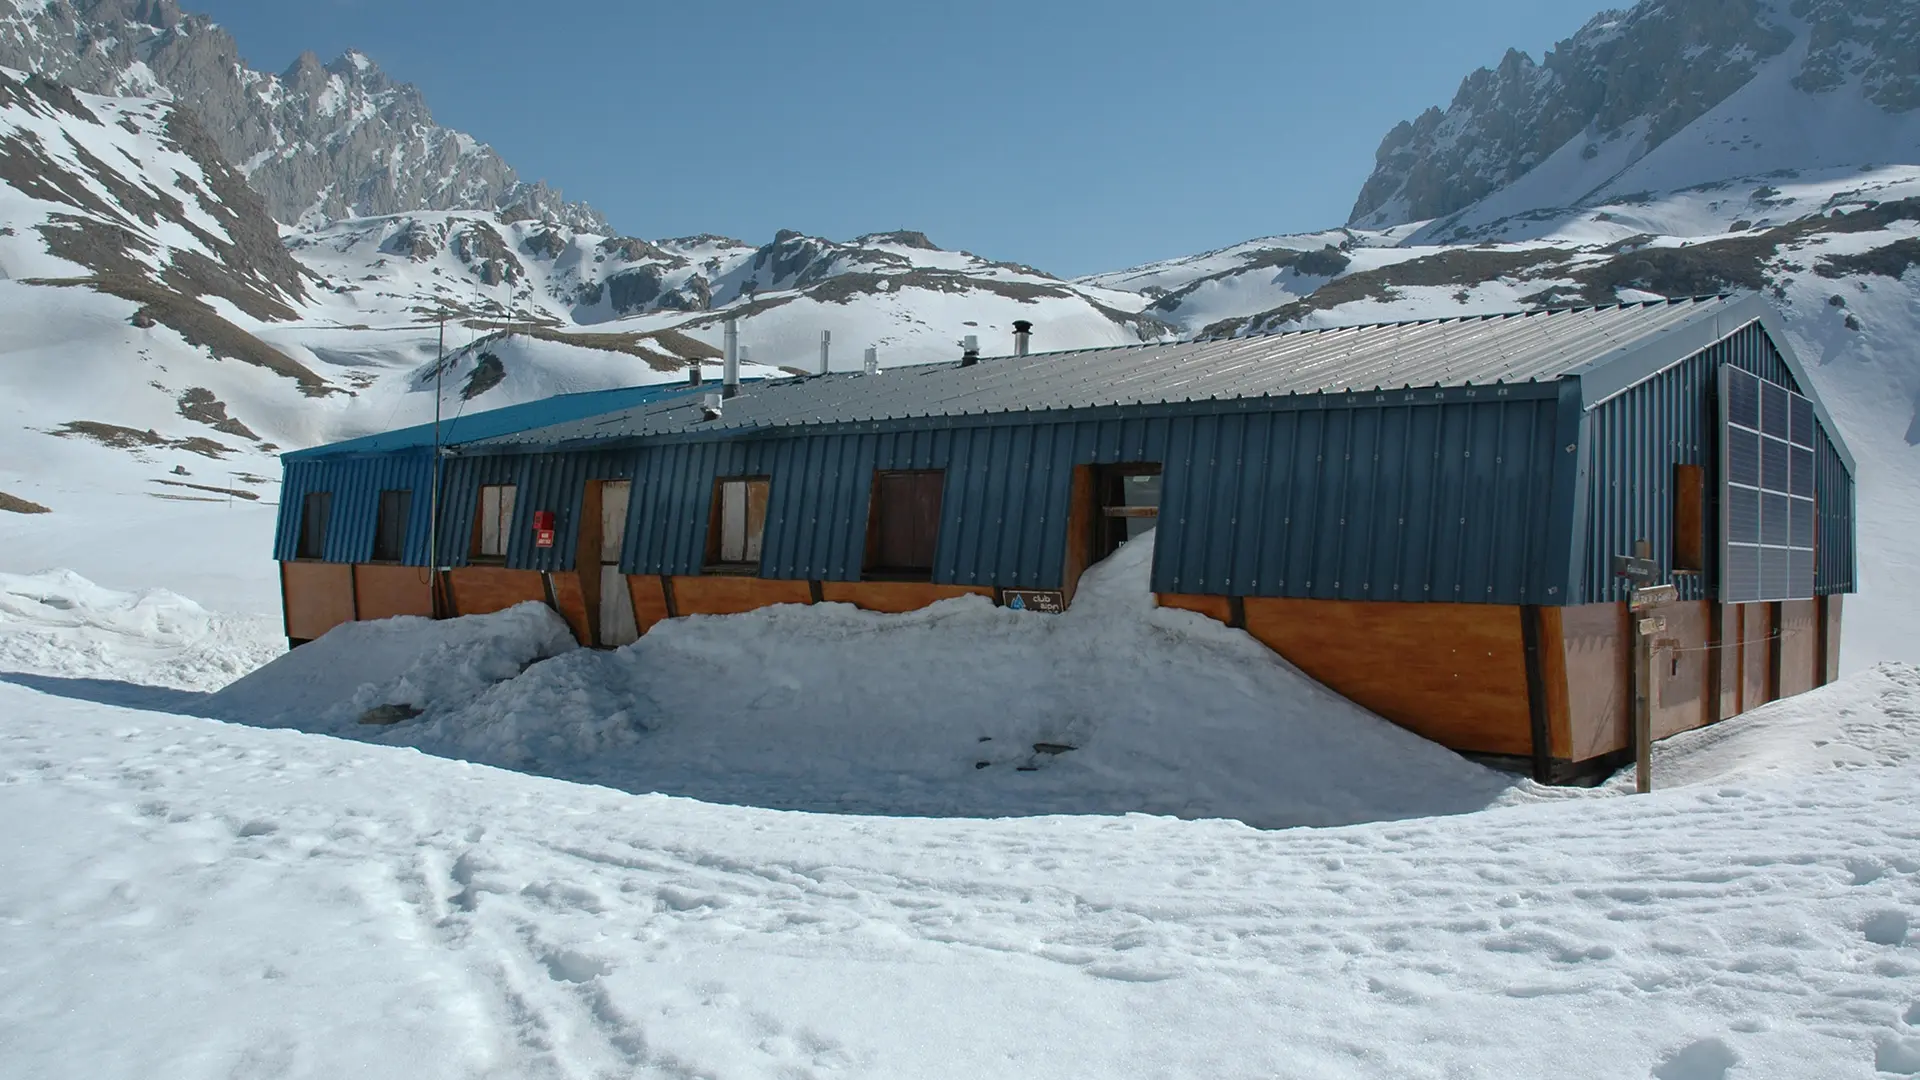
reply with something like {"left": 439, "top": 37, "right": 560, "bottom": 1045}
{"left": 1720, "top": 367, "right": 1816, "bottom": 602}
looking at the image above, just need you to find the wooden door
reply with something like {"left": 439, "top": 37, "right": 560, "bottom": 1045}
{"left": 598, "top": 481, "right": 639, "bottom": 646}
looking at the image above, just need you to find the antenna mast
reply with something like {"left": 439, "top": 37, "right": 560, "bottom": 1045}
{"left": 429, "top": 308, "right": 446, "bottom": 617}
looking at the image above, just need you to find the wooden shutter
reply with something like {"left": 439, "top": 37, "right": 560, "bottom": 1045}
{"left": 869, "top": 471, "right": 943, "bottom": 575}
{"left": 1673, "top": 464, "right": 1706, "bottom": 572}
{"left": 297, "top": 492, "right": 332, "bottom": 559}
{"left": 373, "top": 490, "right": 411, "bottom": 562}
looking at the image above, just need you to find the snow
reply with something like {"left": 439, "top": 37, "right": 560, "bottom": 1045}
{"left": 4, "top": 637, "right": 1920, "bottom": 1076}
{"left": 199, "top": 534, "right": 1522, "bottom": 826}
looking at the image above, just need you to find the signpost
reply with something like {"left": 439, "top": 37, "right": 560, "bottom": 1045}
{"left": 1616, "top": 541, "right": 1673, "bottom": 795}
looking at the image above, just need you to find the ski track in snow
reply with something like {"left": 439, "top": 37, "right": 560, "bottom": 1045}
{"left": 4, "top": 666, "right": 1920, "bottom": 1078}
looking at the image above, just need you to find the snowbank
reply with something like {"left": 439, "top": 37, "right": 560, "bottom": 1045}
{"left": 0, "top": 569, "right": 282, "bottom": 692}
{"left": 205, "top": 602, "right": 578, "bottom": 732}
{"left": 201, "top": 534, "right": 1521, "bottom": 826}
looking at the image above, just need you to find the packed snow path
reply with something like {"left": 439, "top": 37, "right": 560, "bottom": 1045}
{"left": 4, "top": 667, "right": 1920, "bottom": 1079}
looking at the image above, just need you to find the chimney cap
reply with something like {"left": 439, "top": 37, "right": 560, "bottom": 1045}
{"left": 1012, "top": 320, "right": 1033, "bottom": 333}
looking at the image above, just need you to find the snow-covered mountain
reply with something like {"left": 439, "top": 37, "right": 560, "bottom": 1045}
{"left": 1348, "top": 0, "right": 1920, "bottom": 235}
{"left": 0, "top": 0, "right": 603, "bottom": 230}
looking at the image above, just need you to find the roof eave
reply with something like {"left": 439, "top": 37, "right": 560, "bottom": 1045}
{"left": 1567, "top": 293, "right": 1857, "bottom": 475}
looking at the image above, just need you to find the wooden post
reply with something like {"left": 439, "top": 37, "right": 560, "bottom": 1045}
{"left": 1633, "top": 612, "right": 1652, "bottom": 794}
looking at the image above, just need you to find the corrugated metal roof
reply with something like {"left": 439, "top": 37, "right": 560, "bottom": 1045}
{"left": 285, "top": 381, "right": 706, "bottom": 461}
{"left": 483, "top": 297, "right": 1746, "bottom": 448}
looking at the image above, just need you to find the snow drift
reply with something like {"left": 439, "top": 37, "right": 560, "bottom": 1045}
{"left": 201, "top": 534, "right": 1521, "bottom": 826}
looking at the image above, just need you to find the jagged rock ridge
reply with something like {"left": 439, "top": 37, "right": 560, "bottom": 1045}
{"left": 0, "top": 0, "right": 606, "bottom": 230}
{"left": 1349, "top": 0, "right": 1920, "bottom": 229}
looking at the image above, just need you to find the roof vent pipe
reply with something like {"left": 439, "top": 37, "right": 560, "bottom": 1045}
{"left": 722, "top": 317, "right": 740, "bottom": 398}
{"left": 863, "top": 346, "right": 878, "bottom": 375}
{"left": 688, "top": 362, "right": 702, "bottom": 386}
{"left": 960, "top": 334, "right": 979, "bottom": 367}
{"left": 819, "top": 329, "right": 831, "bottom": 375}
{"left": 1012, "top": 320, "right": 1032, "bottom": 357}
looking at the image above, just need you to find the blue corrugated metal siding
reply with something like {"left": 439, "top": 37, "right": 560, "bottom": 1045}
{"left": 1815, "top": 428, "right": 1856, "bottom": 593}
{"left": 605, "top": 397, "right": 1560, "bottom": 601}
{"left": 429, "top": 449, "right": 638, "bottom": 571}
{"left": 1577, "top": 322, "right": 1855, "bottom": 603}
{"left": 274, "top": 449, "right": 435, "bottom": 565}
{"left": 1154, "top": 396, "right": 1562, "bottom": 602}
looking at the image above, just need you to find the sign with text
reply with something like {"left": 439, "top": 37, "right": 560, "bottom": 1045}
{"left": 534, "top": 528, "right": 555, "bottom": 549}
{"left": 1629, "top": 584, "right": 1678, "bottom": 610}
{"left": 1002, "top": 589, "right": 1065, "bottom": 613}
{"left": 1612, "top": 554, "right": 1659, "bottom": 583}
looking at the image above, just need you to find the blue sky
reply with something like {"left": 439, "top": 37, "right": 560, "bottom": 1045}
{"left": 189, "top": 0, "right": 1606, "bottom": 276}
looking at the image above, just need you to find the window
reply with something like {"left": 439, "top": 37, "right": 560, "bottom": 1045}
{"left": 706, "top": 477, "right": 770, "bottom": 569}
{"left": 1672, "top": 464, "right": 1705, "bottom": 573}
{"left": 1095, "top": 463, "right": 1161, "bottom": 561}
{"left": 372, "top": 489, "right": 413, "bottom": 563}
{"left": 1719, "top": 367, "right": 1815, "bottom": 601}
{"left": 473, "top": 483, "right": 516, "bottom": 560}
{"left": 864, "top": 470, "right": 944, "bottom": 578}
{"left": 296, "top": 492, "right": 332, "bottom": 560}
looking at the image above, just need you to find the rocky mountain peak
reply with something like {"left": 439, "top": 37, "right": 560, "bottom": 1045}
{"left": 1345, "top": 0, "right": 1892, "bottom": 229}
{"left": 0, "top": 0, "right": 608, "bottom": 232}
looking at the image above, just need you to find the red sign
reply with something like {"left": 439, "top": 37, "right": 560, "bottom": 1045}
{"left": 535, "top": 528, "right": 555, "bottom": 548}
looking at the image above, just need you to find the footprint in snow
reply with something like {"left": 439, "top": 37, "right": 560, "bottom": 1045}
{"left": 1651, "top": 1037, "right": 1739, "bottom": 1080}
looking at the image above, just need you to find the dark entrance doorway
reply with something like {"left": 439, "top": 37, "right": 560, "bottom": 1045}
{"left": 1094, "top": 463, "right": 1160, "bottom": 562}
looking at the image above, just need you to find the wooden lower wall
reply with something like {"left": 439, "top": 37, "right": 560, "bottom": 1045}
{"left": 282, "top": 561, "right": 355, "bottom": 641}
{"left": 820, "top": 581, "right": 994, "bottom": 613}
{"left": 1237, "top": 596, "right": 1535, "bottom": 757}
{"left": 669, "top": 576, "right": 812, "bottom": 616}
{"left": 1156, "top": 590, "right": 1845, "bottom": 771}
{"left": 352, "top": 564, "right": 433, "bottom": 622}
{"left": 446, "top": 566, "right": 547, "bottom": 617}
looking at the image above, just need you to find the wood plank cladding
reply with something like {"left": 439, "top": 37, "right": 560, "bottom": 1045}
{"left": 1823, "top": 595, "right": 1844, "bottom": 684}
{"left": 1239, "top": 597, "right": 1534, "bottom": 757}
{"left": 282, "top": 561, "right": 356, "bottom": 641}
{"left": 550, "top": 573, "right": 592, "bottom": 645}
{"left": 1740, "top": 603, "right": 1772, "bottom": 711}
{"left": 820, "top": 581, "right": 993, "bottom": 613}
{"left": 1778, "top": 598, "right": 1819, "bottom": 698}
{"left": 1061, "top": 465, "right": 1097, "bottom": 604}
{"left": 1556, "top": 601, "right": 1630, "bottom": 762}
{"left": 1156, "top": 593, "right": 1232, "bottom": 625}
{"left": 1536, "top": 606, "right": 1574, "bottom": 760}
{"left": 669, "top": 575, "right": 812, "bottom": 616}
{"left": 1651, "top": 601, "right": 1710, "bottom": 741}
{"left": 626, "top": 574, "right": 672, "bottom": 635}
{"left": 351, "top": 563, "right": 433, "bottom": 622}
{"left": 446, "top": 566, "right": 547, "bottom": 617}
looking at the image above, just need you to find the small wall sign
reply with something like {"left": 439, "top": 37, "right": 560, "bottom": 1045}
{"left": 534, "top": 528, "right": 555, "bottom": 548}
{"left": 1002, "top": 589, "right": 1065, "bottom": 613}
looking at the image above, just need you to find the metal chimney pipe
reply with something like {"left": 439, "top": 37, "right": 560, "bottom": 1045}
{"left": 820, "top": 329, "right": 831, "bottom": 375}
{"left": 1012, "top": 320, "right": 1032, "bottom": 357}
{"left": 960, "top": 333, "right": 979, "bottom": 367}
{"left": 723, "top": 318, "right": 740, "bottom": 399}
{"left": 688, "top": 362, "right": 702, "bottom": 386}
{"left": 863, "top": 346, "right": 878, "bottom": 375}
